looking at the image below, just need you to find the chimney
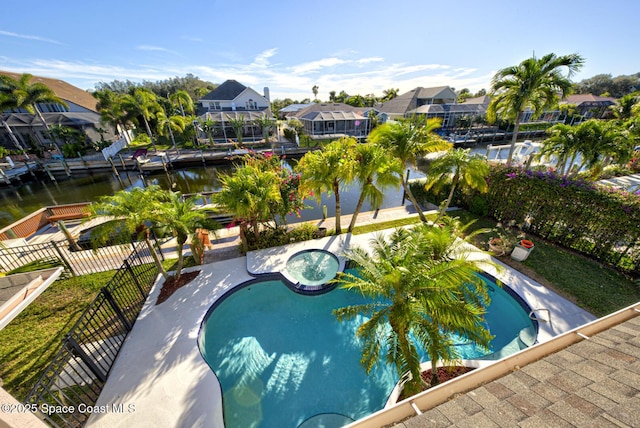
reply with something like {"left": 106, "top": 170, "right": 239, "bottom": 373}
{"left": 263, "top": 87, "right": 270, "bottom": 101}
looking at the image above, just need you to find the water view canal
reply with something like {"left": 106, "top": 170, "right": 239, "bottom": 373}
{"left": 0, "top": 160, "right": 431, "bottom": 229}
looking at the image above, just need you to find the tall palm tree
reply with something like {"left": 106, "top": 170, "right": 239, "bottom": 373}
{"left": 334, "top": 224, "right": 493, "bottom": 395}
{"left": 296, "top": 137, "right": 357, "bottom": 234}
{"left": 123, "top": 88, "right": 162, "bottom": 151}
{"left": 367, "top": 119, "right": 452, "bottom": 222}
{"left": 157, "top": 110, "right": 189, "bottom": 152}
{"left": 0, "top": 73, "right": 69, "bottom": 151}
{"left": 312, "top": 85, "right": 319, "bottom": 101}
{"left": 169, "top": 90, "right": 195, "bottom": 117}
{"left": 424, "top": 148, "right": 489, "bottom": 221}
{"left": 93, "top": 89, "right": 135, "bottom": 145}
{"left": 89, "top": 186, "right": 170, "bottom": 280}
{"left": 347, "top": 143, "right": 402, "bottom": 232}
{"left": 487, "top": 53, "right": 585, "bottom": 166}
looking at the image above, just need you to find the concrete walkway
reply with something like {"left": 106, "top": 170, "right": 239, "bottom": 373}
{"left": 87, "top": 206, "right": 594, "bottom": 428}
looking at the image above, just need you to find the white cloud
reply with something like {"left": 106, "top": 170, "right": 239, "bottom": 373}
{"left": 0, "top": 50, "right": 493, "bottom": 99}
{"left": 0, "top": 30, "right": 63, "bottom": 45}
{"left": 292, "top": 58, "right": 348, "bottom": 75}
{"left": 137, "top": 45, "right": 172, "bottom": 53}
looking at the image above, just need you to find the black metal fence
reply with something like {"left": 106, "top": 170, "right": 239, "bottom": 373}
{"left": 23, "top": 242, "right": 160, "bottom": 427}
{"left": 0, "top": 237, "right": 160, "bottom": 278}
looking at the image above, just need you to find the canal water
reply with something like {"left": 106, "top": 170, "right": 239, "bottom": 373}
{"left": 0, "top": 159, "right": 432, "bottom": 229}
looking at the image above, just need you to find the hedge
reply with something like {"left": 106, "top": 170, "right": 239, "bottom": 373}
{"left": 411, "top": 165, "right": 640, "bottom": 275}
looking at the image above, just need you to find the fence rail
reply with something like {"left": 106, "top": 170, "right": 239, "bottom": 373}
{"left": 0, "top": 237, "right": 160, "bottom": 278}
{"left": 24, "top": 243, "right": 159, "bottom": 427}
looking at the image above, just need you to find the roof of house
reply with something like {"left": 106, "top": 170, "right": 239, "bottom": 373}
{"left": 293, "top": 103, "right": 365, "bottom": 120}
{"left": 402, "top": 313, "right": 640, "bottom": 427}
{"left": 279, "top": 103, "right": 316, "bottom": 113}
{"left": 379, "top": 86, "right": 457, "bottom": 115}
{"left": 562, "top": 94, "right": 617, "bottom": 106}
{"left": 200, "top": 80, "right": 248, "bottom": 101}
{"left": 0, "top": 70, "right": 98, "bottom": 112}
{"left": 408, "top": 103, "right": 487, "bottom": 115}
{"left": 463, "top": 95, "right": 491, "bottom": 105}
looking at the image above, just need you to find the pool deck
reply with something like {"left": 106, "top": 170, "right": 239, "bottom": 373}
{"left": 86, "top": 207, "right": 595, "bottom": 428}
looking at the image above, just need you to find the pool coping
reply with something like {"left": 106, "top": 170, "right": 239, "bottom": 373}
{"left": 86, "top": 230, "right": 596, "bottom": 428}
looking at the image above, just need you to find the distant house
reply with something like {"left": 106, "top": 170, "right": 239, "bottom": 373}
{"left": 560, "top": 94, "right": 617, "bottom": 119}
{"left": 291, "top": 103, "right": 370, "bottom": 139}
{"left": 277, "top": 103, "right": 315, "bottom": 120}
{"left": 378, "top": 86, "right": 458, "bottom": 120}
{"left": 0, "top": 70, "right": 115, "bottom": 152}
{"left": 196, "top": 79, "right": 275, "bottom": 142}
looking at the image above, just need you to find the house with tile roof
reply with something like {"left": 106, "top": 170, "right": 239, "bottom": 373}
{"left": 379, "top": 86, "right": 488, "bottom": 131}
{"left": 290, "top": 103, "right": 371, "bottom": 139}
{"left": 196, "top": 79, "right": 275, "bottom": 143}
{"left": 0, "top": 70, "right": 115, "bottom": 152}
{"left": 561, "top": 94, "right": 617, "bottom": 119}
{"left": 378, "top": 86, "right": 458, "bottom": 119}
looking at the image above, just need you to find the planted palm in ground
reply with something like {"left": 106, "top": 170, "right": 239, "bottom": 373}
{"left": 333, "top": 224, "right": 494, "bottom": 396}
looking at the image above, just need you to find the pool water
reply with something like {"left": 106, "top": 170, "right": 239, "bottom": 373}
{"left": 285, "top": 250, "right": 340, "bottom": 286}
{"left": 198, "top": 273, "right": 534, "bottom": 428}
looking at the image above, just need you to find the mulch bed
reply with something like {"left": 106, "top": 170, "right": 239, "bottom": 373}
{"left": 156, "top": 270, "right": 201, "bottom": 305}
{"left": 398, "top": 365, "right": 476, "bottom": 401}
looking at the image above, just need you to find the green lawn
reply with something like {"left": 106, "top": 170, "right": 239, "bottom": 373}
{"left": 0, "top": 259, "right": 177, "bottom": 400}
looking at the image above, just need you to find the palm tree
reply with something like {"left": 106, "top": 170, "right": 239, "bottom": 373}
{"left": 155, "top": 191, "right": 215, "bottom": 280}
{"left": 382, "top": 88, "right": 399, "bottom": 101}
{"left": 157, "top": 110, "right": 189, "bottom": 152}
{"left": 214, "top": 164, "right": 281, "bottom": 252}
{"left": 0, "top": 73, "right": 69, "bottom": 151}
{"left": 333, "top": 224, "right": 493, "bottom": 395}
{"left": 0, "top": 93, "right": 27, "bottom": 153}
{"left": 169, "top": 90, "right": 195, "bottom": 117}
{"left": 93, "top": 89, "right": 135, "bottom": 145}
{"left": 347, "top": 143, "right": 402, "bottom": 232}
{"left": 253, "top": 113, "right": 276, "bottom": 151}
{"left": 367, "top": 119, "right": 452, "bottom": 222}
{"left": 540, "top": 123, "right": 580, "bottom": 174}
{"left": 424, "top": 148, "right": 489, "bottom": 221}
{"left": 89, "top": 186, "right": 170, "bottom": 280}
{"left": 487, "top": 53, "right": 585, "bottom": 166}
{"left": 296, "top": 137, "right": 357, "bottom": 234}
{"left": 227, "top": 114, "right": 246, "bottom": 145}
{"left": 122, "top": 88, "right": 162, "bottom": 151}
{"left": 312, "top": 85, "right": 319, "bottom": 101}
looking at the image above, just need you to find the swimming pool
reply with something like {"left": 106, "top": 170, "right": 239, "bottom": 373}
{"left": 198, "top": 272, "right": 535, "bottom": 428}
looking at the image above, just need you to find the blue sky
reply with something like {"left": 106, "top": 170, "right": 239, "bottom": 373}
{"left": 1, "top": 0, "right": 638, "bottom": 101}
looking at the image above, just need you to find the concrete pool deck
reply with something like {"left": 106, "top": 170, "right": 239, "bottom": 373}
{"left": 87, "top": 210, "right": 595, "bottom": 428}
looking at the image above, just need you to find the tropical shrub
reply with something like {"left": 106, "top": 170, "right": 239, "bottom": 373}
{"left": 484, "top": 164, "right": 640, "bottom": 274}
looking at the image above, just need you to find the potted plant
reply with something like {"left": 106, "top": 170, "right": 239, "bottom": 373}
{"left": 487, "top": 231, "right": 514, "bottom": 256}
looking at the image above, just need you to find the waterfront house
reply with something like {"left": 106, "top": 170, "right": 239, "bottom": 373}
{"left": 196, "top": 80, "right": 275, "bottom": 143}
{"left": 0, "top": 71, "right": 115, "bottom": 153}
{"left": 290, "top": 103, "right": 371, "bottom": 140}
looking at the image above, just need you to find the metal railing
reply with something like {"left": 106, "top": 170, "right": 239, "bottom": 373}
{"left": 24, "top": 242, "right": 159, "bottom": 427}
{"left": 0, "top": 236, "right": 161, "bottom": 278}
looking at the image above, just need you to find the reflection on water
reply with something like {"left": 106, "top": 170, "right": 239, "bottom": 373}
{"left": 0, "top": 159, "right": 429, "bottom": 228}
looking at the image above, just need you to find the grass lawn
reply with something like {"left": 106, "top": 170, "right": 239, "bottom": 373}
{"left": 0, "top": 259, "right": 177, "bottom": 400}
{"left": 448, "top": 210, "right": 640, "bottom": 317}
